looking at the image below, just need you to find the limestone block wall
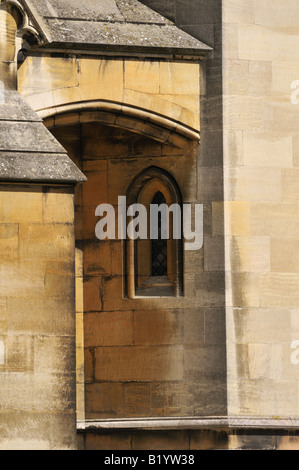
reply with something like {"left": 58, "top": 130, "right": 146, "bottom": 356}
{"left": 50, "top": 121, "right": 227, "bottom": 424}
{"left": 223, "top": 0, "right": 299, "bottom": 418}
{"left": 0, "top": 185, "right": 77, "bottom": 450}
{"left": 16, "top": 41, "right": 229, "bottom": 425}
{"left": 18, "top": 56, "right": 200, "bottom": 136}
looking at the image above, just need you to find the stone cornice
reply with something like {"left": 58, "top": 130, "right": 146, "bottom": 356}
{"left": 1, "top": 0, "right": 211, "bottom": 59}
{"left": 77, "top": 416, "right": 299, "bottom": 431}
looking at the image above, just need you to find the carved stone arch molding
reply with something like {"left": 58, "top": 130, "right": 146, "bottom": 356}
{"left": 42, "top": 102, "right": 200, "bottom": 149}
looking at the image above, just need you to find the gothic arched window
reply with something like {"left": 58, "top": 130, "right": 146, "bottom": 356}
{"left": 151, "top": 191, "right": 168, "bottom": 277}
{"left": 125, "top": 167, "right": 183, "bottom": 298}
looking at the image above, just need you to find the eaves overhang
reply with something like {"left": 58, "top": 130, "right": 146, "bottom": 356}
{"left": 19, "top": 0, "right": 212, "bottom": 60}
{"left": 0, "top": 90, "right": 87, "bottom": 184}
{"left": 0, "top": 1, "right": 86, "bottom": 185}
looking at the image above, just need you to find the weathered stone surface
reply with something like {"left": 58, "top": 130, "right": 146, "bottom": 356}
{"left": 228, "top": 433, "right": 276, "bottom": 451}
{"left": 4, "top": 0, "right": 299, "bottom": 452}
{"left": 0, "top": 151, "right": 86, "bottom": 183}
{"left": 0, "top": 91, "right": 41, "bottom": 122}
{"left": 19, "top": 56, "right": 201, "bottom": 134}
{"left": 78, "top": 426, "right": 299, "bottom": 451}
{"left": 0, "top": 4, "right": 85, "bottom": 185}
{"left": 0, "top": 0, "right": 235, "bottom": 452}
{"left": 25, "top": 0, "right": 211, "bottom": 56}
{"left": 51, "top": 105, "right": 225, "bottom": 423}
{"left": 41, "top": 21, "right": 207, "bottom": 55}
{"left": 0, "top": 91, "right": 86, "bottom": 183}
{"left": 123, "top": 383, "right": 152, "bottom": 416}
{"left": 0, "top": 411, "right": 76, "bottom": 450}
{"left": 0, "top": 90, "right": 86, "bottom": 182}
{"left": 133, "top": 310, "right": 183, "bottom": 345}
{"left": 277, "top": 435, "right": 299, "bottom": 450}
{"left": 190, "top": 430, "right": 228, "bottom": 450}
{"left": 85, "top": 383, "right": 123, "bottom": 418}
{"left": 222, "top": 0, "right": 299, "bottom": 426}
{"left": 83, "top": 431, "right": 132, "bottom": 451}
{"left": 28, "top": 0, "right": 171, "bottom": 24}
{"left": 132, "top": 430, "right": 190, "bottom": 450}
{"left": 94, "top": 345, "right": 184, "bottom": 382}
{"left": 0, "top": 121, "right": 65, "bottom": 153}
{"left": 0, "top": 184, "right": 77, "bottom": 449}
{"left": 84, "top": 311, "right": 133, "bottom": 347}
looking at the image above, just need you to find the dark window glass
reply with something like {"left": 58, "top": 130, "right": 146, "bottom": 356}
{"left": 151, "top": 191, "right": 168, "bottom": 276}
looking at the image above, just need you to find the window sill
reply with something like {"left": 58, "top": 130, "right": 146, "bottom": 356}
{"left": 135, "top": 275, "right": 175, "bottom": 297}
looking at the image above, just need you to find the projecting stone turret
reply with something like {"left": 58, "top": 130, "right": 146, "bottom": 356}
{"left": 0, "top": 0, "right": 85, "bottom": 451}
{"left": 0, "top": 4, "right": 19, "bottom": 90}
{"left": 0, "top": 0, "right": 86, "bottom": 184}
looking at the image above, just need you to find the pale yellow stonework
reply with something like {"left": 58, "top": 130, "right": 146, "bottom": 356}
{"left": 223, "top": 0, "right": 299, "bottom": 422}
{"left": 0, "top": 186, "right": 76, "bottom": 449}
{"left": 1, "top": 0, "right": 299, "bottom": 451}
{"left": 18, "top": 57, "right": 200, "bottom": 134}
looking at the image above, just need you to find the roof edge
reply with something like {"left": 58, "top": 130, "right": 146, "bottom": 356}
{"left": 0, "top": 151, "right": 87, "bottom": 184}
{"left": 15, "top": 0, "right": 212, "bottom": 59}
{"left": 35, "top": 41, "right": 212, "bottom": 59}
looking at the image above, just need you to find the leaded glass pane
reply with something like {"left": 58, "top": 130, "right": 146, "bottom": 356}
{"left": 151, "top": 191, "right": 167, "bottom": 276}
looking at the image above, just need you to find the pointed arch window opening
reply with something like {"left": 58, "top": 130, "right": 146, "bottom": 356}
{"left": 126, "top": 167, "right": 183, "bottom": 299}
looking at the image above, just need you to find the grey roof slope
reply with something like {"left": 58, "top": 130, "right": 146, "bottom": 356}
{"left": 22, "top": 0, "right": 211, "bottom": 56}
{"left": 0, "top": 90, "right": 86, "bottom": 183}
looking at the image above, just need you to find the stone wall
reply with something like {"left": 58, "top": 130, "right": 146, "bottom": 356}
{"left": 18, "top": 33, "right": 228, "bottom": 434}
{"left": 50, "top": 121, "right": 227, "bottom": 424}
{"left": 77, "top": 428, "right": 299, "bottom": 451}
{"left": 13, "top": 0, "right": 299, "bottom": 451}
{"left": 18, "top": 56, "right": 200, "bottom": 137}
{"left": 0, "top": 185, "right": 77, "bottom": 449}
{"left": 223, "top": 0, "right": 299, "bottom": 419}
{"left": 41, "top": 0, "right": 227, "bottom": 450}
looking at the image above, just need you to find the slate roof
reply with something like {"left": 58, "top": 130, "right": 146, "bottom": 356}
{"left": 0, "top": 90, "right": 86, "bottom": 183}
{"left": 22, "top": 0, "right": 211, "bottom": 57}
